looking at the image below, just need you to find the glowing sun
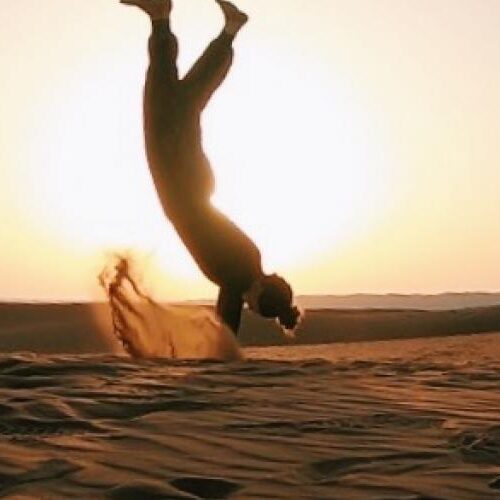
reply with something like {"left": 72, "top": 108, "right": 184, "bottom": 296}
{"left": 26, "top": 41, "right": 391, "bottom": 282}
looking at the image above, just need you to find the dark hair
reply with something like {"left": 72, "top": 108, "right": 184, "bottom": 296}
{"left": 258, "top": 274, "right": 302, "bottom": 331}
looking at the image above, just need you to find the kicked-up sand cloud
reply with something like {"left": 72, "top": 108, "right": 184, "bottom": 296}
{"left": 98, "top": 255, "right": 242, "bottom": 361}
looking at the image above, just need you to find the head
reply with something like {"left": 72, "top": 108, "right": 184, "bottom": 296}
{"left": 245, "top": 274, "right": 302, "bottom": 332}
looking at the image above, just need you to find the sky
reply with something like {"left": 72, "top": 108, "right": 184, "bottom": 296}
{"left": 0, "top": 0, "right": 499, "bottom": 301}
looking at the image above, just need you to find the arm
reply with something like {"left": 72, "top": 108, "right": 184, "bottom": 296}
{"left": 216, "top": 288, "right": 243, "bottom": 335}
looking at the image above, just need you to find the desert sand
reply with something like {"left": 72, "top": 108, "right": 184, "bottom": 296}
{"left": 2, "top": 302, "right": 500, "bottom": 353}
{"left": 0, "top": 327, "right": 498, "bottom": 499}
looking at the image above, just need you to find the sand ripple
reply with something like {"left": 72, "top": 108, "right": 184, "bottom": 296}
{"left": 0, "top": 333, "right": 498, "bottom": 499}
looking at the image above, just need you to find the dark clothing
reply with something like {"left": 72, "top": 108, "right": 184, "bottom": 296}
{"left": 143, "top": 19, "right": 262, "bottom": 333}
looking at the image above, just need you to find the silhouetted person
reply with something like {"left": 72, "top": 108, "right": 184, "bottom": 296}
{"left": 121, "top": 0, "right": 301, "bottom": 334}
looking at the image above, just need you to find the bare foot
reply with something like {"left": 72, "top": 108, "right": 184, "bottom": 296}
{"left": 216, "top": 0, "right": 248, "bottom": 34}
{"left": 120, "top": 0, "right": 171, "bottom": 19}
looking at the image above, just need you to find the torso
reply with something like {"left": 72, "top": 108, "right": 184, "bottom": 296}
{"left": 143, "top": 85, "right": 262, "bottom": 292}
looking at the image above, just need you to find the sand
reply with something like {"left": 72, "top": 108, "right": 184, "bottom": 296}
{"left": 0, "top": 332, "right": 498, "bottom": 499}
{"left": 2, "top": 302, "right": 500, "bottom": 352}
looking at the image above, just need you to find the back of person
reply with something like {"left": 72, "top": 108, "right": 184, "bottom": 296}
{"left": 167, "top": 201, "right": 262, "bottom": 292}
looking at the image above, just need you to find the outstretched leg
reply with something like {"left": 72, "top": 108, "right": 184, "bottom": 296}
{"left": 216, "top": 1, "right": 248, "bottom": 37}
{"left": 121, "top": 1, "right": 178, "bottom": 84}
{"left": 122, "top": 0, "right": 180, "bottom": 203}
{"left": 183, "top": 0, "right": 248, "bottom": 109}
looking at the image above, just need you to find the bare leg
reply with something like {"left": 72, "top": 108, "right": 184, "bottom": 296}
{"left": 216, "top": 0, "right": 248, "bottom": 35}
{"left": 182, "top": 1, "right": 248, "bottom": 109}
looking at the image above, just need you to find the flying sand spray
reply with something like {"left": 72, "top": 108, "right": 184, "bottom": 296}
{"left": 99, "top": 255, "right": 243, "bottom": 361}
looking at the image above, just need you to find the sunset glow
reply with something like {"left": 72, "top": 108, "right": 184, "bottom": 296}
{"left": 1, "top": 0, "right": 499, "bottom": 300}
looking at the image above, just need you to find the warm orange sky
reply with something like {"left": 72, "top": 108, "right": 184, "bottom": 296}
{"left": 1, "top": 0, "right": 499, "bottom": 301}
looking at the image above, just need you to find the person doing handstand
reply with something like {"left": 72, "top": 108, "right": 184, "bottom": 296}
{"left": 121, "top": 0, "right": 301, "bottom": 335}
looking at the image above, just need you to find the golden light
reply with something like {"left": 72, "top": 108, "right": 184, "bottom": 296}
{"left": 2, "top": 0, "right": 500, "bottom": 300}
{"left": 22, "top": 21, "right": 393, "bottom": 290}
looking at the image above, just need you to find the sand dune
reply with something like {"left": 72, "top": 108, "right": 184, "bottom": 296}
{"left": 241, "top": 305, "right": 500, "bottom": 346}
{"left": 0, "top": 303, "right": 114, "bottom": 354}
{"left": 187, "top": 293, "right": 500, "bottom": 311}
{"left": 0, "top": 332, "right": 498, "bottom": 498}
{"left": 294, "top": 293, "right": 500, "bottom": 311}
{"left": 1, "top": 302, "right": 500, "bottom": 354}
